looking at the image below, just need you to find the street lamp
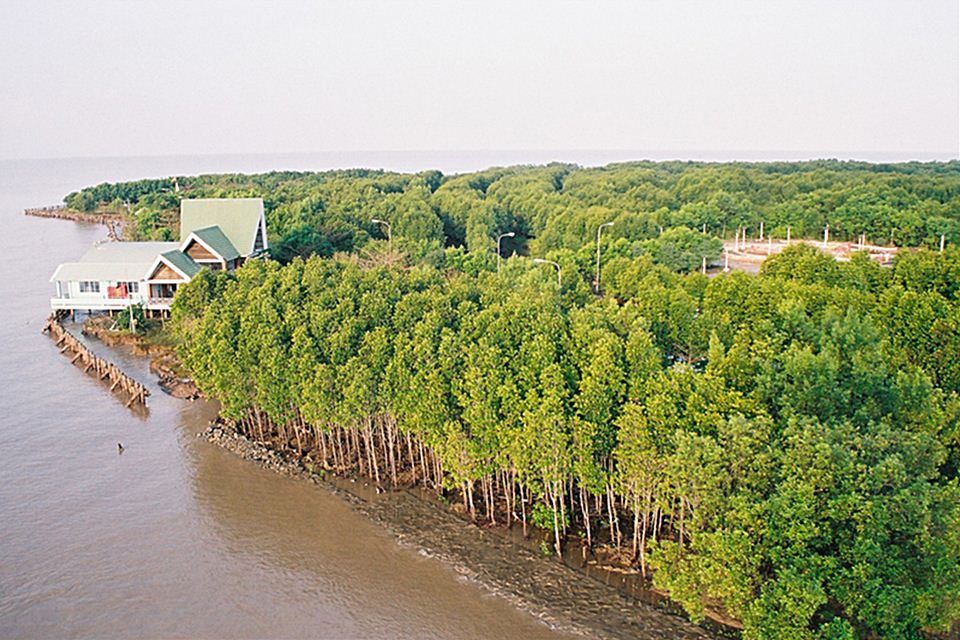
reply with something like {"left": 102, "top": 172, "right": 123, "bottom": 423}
{"left": 533, "top": 258, "right": 561, "bottom": 289}
{"left": 371, "top": 218, "right": 391, "bottom": 251}
{"left": 496, "top": 231, "right": 515, "bottom": 275}
{"left": 594, "top": 221, "right": 614, "bottom": 294}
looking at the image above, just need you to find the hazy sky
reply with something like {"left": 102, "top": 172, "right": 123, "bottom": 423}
{"left": 1, "top": 0, "right": 957, "bottom": 161}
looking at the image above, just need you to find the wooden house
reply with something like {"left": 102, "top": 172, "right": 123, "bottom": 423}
{"left": 50, "top": 198, "right": 267, "bottom": 315}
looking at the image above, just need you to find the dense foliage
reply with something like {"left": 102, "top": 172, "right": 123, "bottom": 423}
{"left": 173, "top": 243, "right": 960, "bottom": 639}
{"left": 65, "top": 160, "right": 960, "bottom": 261}
{"left": 73, "top": 161, "right": 960, "bottom": 636}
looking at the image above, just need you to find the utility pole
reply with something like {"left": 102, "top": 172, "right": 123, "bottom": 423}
{"left": 594, "top": 221, "right": 614, "bottom": 294}
{"left": 533, "top": 258, "right": 561, "bottom": 289}
{"left": 823, "top": 224, "right": 829, "bottom": 249}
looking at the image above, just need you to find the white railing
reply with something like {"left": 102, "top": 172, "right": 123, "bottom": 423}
{"left": 50, "top": 296, "right": 139, "bottom": 311}
{"left": 147, "top": 297, "right": 174, "bottom": 309}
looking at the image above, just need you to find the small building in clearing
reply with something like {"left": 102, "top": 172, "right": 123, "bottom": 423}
{"left": 50, "top": 198, "right": 267, "bottom": 315}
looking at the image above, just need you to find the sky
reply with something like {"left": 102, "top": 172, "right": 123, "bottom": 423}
{"left": 0, "top": 0, "right": 957, "bottom": 161}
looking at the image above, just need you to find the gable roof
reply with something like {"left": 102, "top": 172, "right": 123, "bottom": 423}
{"left": 50, "top": 241, "right": 180, "bottom": 283}
{"left": 180, "top": 198, "right": 264, "bottom": 256}
{"left": 80, "top": 241, "right": 180, "bottom": 263}
{"left": 184, "top": 226, "right": 240, "bottom": 262}
{"left": 156, "top": 250, "right": 201, "bottom": 280}
{"left": 50, "top": 262, "right": 154, "bottom": 283}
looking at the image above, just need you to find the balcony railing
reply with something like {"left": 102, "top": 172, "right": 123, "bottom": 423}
{"left": 147, "top": 297, "right": 174, "bottom": 309}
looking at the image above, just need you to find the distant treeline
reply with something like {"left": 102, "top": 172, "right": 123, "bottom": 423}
{"left": 63, "top": 160, "right": 960, "bottom": 269}
{"left": 172, "top": 244, "right": 960, "bottom": 639}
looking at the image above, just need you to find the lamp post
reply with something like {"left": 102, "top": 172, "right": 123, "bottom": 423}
{"left": 496, "top": 231, "right": 515, "bottom": 275}
{"left": 533, "top": 258, "right": 561, "bottom": 289}
{"left": 594, "top": 221, "right": 614, "bottom": 294}
{"left": 371, "top": 218, "right": 391, "bottom": 251}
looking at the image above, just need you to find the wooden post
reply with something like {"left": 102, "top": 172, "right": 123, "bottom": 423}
{"left": 45, "top": 314, "right": 149, "bottom": 408}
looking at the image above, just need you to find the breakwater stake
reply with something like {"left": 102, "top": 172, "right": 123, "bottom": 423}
{"left": 43, "top": 313, "right": 150, "bottom": 408}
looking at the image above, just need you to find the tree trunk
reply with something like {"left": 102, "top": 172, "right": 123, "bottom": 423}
{"left": 580, "top": 485, "right": 592, "bottom": 548}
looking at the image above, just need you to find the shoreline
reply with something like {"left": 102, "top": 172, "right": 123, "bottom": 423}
{"left": 68, "top": 317, "right": 726, "bottom": 638}
{"left": 201, "top": 421, "right": 724, "bottom": 640}
{"left": 25, "top": 205, "right": 123, "bottom": 240}
{"left": 80, "top": 319, "right": 200, "bottom": 399}
{"left": 25, "top": 205, "right": 114, "bottom": 224}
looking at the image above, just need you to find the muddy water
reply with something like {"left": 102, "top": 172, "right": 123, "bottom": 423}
{"left": 0, "top": 158, "right": 576, "bottom": 639}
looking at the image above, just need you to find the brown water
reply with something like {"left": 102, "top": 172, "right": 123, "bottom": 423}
{"left": 0, "top": 158, "right": 576, "bottom": 639}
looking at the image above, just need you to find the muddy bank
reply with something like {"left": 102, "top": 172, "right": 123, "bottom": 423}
{"left": 81, "top": 319, "right": 200, "bottom": 400}
{"left": 202, "top": 423, "right": 720, "bottom": 640}
{"left": 149, "top": 352, "right": 200, "bottom": 399}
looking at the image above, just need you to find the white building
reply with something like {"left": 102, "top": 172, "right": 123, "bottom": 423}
{"left": 50, "top": 198, "right": 267, "bottom": 314}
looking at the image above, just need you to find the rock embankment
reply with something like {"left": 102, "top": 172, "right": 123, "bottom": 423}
{"left": 25, "top": 205, "right": 123, "bottom": 239}
{"left": 25, "top": 205, "right": 113, "bottom": 224}
{"left": 202, "top": 422, "right": 719, "bottom": 640}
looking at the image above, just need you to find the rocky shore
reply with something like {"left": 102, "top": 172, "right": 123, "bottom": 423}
{"left": 202, "top": 422, "right": 721, "bottom": 640}
{"left": 25, "top": 205, "right": 114, "bottom": 224}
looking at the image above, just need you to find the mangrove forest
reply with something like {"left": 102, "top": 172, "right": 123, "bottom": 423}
{"left": 67, "top": 161, "right": 960, "bottom": 639}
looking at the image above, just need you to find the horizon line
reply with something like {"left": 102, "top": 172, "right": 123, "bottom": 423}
{"left": 3, "top": 148, "right": 958, "bottom": 164}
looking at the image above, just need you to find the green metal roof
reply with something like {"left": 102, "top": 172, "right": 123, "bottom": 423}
{"left": 160, "top": 250, "right": 201, "bottom": 279}
{"left": 189, "top": 225, "right": 240, "bottom": 261}
{"left": 180, "top": 198, "right": 264, "bottom": 256}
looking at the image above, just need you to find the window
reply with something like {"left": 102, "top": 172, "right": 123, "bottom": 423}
{"left": 79, "top": 281, "right": 100, "bottom": 293}
{"left": 123, "top": 281, "right": 139, "bottom": 293}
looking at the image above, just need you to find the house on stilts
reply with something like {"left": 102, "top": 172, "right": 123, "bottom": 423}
{"left": 49, "top": 198, "right": 267, "bottom": 316}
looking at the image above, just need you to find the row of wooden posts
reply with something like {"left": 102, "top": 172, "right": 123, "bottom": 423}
{"left": 43, "top": 313, "right": 150, "bottom": 408}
